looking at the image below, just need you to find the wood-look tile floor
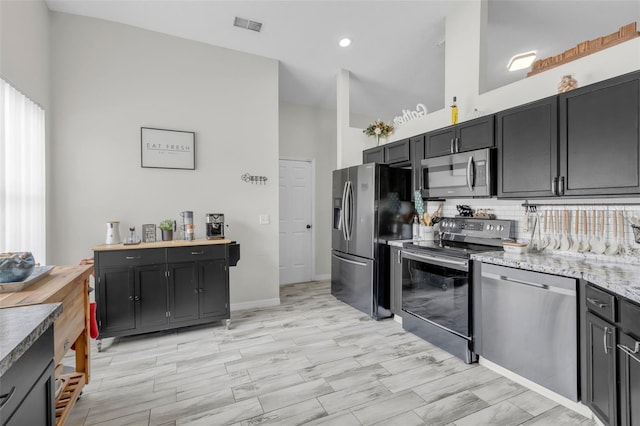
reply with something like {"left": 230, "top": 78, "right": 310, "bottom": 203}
{"left": 65, "top": 281, "right": 597, "bottom": 426}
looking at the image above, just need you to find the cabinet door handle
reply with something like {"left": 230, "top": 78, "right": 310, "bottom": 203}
{"left": 551, "top": 177, "right": 558, "bottom": 196}
{"left": 603, "top": 326, "right": 612, "bottom": 354}
{"left": 450, "top": 138, "right": 455, "bottom": 154}
{"left": 191, "top": 251, "right": 205, "bottom": 255}
{"left": 125, "top": 256, "right": 141, "bottom": 260}
{"left": 129, "top": 295, "right": 134, "bottom": 301}
{"left": 618, "top": 342, "right": 640, "bottom": 364}
{"left": 587, "top": 297, "right": 608, "bottom": 309}
{"left": 559, "top": 176, "right": 565, "bottom": 195}
{"left": 193, "top": 288, "right": 199, "bottom": 294}
{"left": 135, "top": 296, "right": 140, "bottom": 301}
{"left": 0, "top": 386, "right": 15, "bottom": 409}
{"left": 455, "top": 137, "right": 460, "bottom": 153}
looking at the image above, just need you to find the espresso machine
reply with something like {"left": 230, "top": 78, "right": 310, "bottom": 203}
{"left": 206, "top": 213, "right": 224, "bottom": 239}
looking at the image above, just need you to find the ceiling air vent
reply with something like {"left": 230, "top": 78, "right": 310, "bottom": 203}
{"left": 234, "top": 16, "right": 263, "bottom": 32}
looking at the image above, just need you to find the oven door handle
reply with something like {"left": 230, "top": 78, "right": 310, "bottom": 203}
{"left": 401, "top": 250, "right": 468, "bottom": 270}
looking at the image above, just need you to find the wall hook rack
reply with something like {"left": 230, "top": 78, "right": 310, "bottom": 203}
{"left": 522, "top": 200, "right": 640, "bottom": 211}
{"left": 241, "top": 173, "right": 268, "bottom": 184}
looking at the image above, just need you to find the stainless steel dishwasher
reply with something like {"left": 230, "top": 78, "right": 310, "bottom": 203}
{"left": 476, "top": 263, "right": 578, "bottom": 401}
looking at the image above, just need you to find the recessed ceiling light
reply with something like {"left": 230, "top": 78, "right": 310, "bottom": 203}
{"left": 507, "top": 51, "right": 536, "bottom": 71}
{"left": 339, "top": 38, "right": 351, "bottom": 48}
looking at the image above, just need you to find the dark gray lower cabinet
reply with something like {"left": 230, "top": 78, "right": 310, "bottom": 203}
{"left": 1, "top": 327, "right": 55, "bottom": 426}
{"left": 389, "top": 246, "right": 402, "bottom": 316}
{"left": 585, "top": 311, "right": 617, "bottom": 426}
{"left": 619, "top": 299, "right": 640, "bottom": 426}
{"left": 619, "top": 331, "right": 640, "bottom": 426}
{"left": 583, "top": 283, "right": 640, "bottom": 426}
{"left": 168, "top": 258, "right": 229, "bottom": 323}
{"left": 95, "top": 244, "right": 230, "bottom": 345}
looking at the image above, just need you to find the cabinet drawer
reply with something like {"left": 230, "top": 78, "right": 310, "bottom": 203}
{"left": 585, "top": 285, "right": 616, "bottom": 322}
{"left": 167, "top": 245, "right": 225, "bottom": 263}
{"left": 98, "top": 249, "right": 165, "bottom": 267}
{"left": 0, "top": 327, "right": 53, "bottom": 422}
{"left": 620, "top": 299, "right": 640, "bottom": 339}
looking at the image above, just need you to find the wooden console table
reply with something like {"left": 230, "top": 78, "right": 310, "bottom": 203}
{"left": 0, "top": 265, "right": 93, "bottom": 426}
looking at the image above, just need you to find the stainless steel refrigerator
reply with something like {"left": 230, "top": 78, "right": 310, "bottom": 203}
{"left": 331, "top": 163, "right": 411, "bottom": 320}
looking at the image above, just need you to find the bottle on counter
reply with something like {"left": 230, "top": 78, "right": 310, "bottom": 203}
{"left": 451, "top": 96, "right": 458, "bottom": 125}
{"left": 412, "top": 215, "right": 420, "bottom": 241}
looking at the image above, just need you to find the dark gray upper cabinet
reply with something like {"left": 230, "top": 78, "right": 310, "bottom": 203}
{"left": 410, "top": 134, "right": 425, "bottom": 196}
{"left": 425, "top": 115, "right": 495, "bottom": 158}
{"left": 497, "top": 96, "right": 558, "bottom": 198}
{"left": 499, "top": 70, "right": 640, "bottom": 198}
{"left": 384, "top": 139, "right": 410, "bottom": 165}
{"left": 559, "top": 71, "right": 640, "bottom": 196}
{"left": 363, "top": 146, "right": 384, "bottom": 164}
{"left": 363, "top": 139, "right": 410, "bottom": 165}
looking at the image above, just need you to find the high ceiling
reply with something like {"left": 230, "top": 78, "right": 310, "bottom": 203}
{"left": 45, "top": 0, "right": 639, "bottom": 121}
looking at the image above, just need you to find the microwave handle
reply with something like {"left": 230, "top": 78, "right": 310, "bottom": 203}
{"left": 466, "top": 156, "right": 475, "bottom": 191}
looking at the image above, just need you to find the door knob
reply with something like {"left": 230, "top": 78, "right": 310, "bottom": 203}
{"left": 306, "top": 224, "right": 312, "bottom": 229}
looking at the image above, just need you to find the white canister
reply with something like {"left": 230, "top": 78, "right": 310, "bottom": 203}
{"left": 420, "top": 225, "right": 435, "bottom": 241}
{"left": 106, "top": 221, "right": 121, "bottom": 244}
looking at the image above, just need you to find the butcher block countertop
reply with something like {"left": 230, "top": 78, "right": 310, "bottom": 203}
{"left": 92, "top": 238, "right": 231, "bottom": 251}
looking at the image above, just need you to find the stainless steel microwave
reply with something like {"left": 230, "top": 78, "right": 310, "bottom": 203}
{"left": 421, "top": 148, "right": 495, "bottom": 198}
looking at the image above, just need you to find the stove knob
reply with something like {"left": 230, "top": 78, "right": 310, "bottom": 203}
{"left": 487, "top": 224, "right": 494, "bottom": 231}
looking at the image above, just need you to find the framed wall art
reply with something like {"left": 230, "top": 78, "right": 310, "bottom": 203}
{"left": 141, "top": 127, "right": 195, "bottom": 170}
{"left": 142, "top": 224, "right": 157, "bottom": 243}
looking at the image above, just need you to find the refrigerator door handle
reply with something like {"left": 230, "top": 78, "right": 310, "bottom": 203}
{"left": 332, "top": 253, "right": 367, "bottom": 267}
{"left": 345, "top": 181, "right": 353, "bottom": 241}
{"left": 341, "top": 181, "right": 349, "bottom": 240}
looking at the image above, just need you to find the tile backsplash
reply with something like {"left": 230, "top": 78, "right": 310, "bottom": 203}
{"left": 422, "top": 197, "right": 640, "bottom": 262}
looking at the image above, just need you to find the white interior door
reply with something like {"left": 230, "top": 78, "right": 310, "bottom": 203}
{"left": 279, "top": 159, "right": 313, "bottom": 285}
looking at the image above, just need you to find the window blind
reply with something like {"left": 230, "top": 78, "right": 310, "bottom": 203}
{"left": 0, "top": 77, "right": 46, "bottom": 263}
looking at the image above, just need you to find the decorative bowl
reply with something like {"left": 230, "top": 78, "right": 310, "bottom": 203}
{"left": 0, "top": 252, "right": 36, "bottom": 283}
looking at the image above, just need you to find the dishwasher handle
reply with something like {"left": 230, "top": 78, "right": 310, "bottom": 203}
{"left": 482, "top": 271, "right": 576, "bottom": 296}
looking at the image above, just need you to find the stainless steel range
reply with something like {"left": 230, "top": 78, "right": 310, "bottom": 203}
{"left": 401, "top": 216, "right": 514, "bottom": 363}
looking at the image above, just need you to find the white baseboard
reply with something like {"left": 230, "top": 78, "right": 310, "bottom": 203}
{"left": 230, "top": 298, "right": 280, "bottom": 311}
{"left": 314, "top": 273, "right": 330, "bottom": 281}
{"left": 393, "top": 314, "right": 403, "bottom": 326}
{"left": 478, "top": 357, "right": 594, "bottom": 420}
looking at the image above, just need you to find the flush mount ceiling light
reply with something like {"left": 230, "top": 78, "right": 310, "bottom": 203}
{"left": 234, "top": 16, "right": 263, "bottom": 32}
{"left": 339, "top": 38, "right": 351, "bottom": 48}
{"left": 507, "top": 51, "right": 537, "bottom": 71}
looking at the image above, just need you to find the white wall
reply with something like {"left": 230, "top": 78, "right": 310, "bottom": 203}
{"left": 0, "top": 0, "right": 51, "bottom": 263}
{"left": 50, "top": 12, "right": 280, "bottom": 307}
{"left": 279, "top": 102, "right": 336, "bottom": 279}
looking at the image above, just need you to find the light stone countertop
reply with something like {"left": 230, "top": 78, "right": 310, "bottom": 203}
{"left": 472, "top": 251, "right": 640, "bottom": 304}
{"left": 0, "top": 303, "right": 62, "bottom": 376}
